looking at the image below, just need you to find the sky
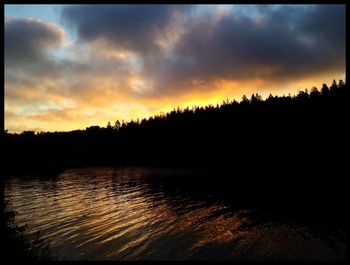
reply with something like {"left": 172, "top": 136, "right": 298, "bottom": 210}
{"left": 5, "top": 4, "right": 346, "bottom": 133}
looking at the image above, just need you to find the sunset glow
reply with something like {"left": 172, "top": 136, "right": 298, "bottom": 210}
{"left": 5, "top": 4, "right": 345, "bottom": 133}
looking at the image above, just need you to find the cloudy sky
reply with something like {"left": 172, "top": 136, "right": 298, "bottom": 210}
{"left": 5, "top": 4, "right": 345, "bottom": 133}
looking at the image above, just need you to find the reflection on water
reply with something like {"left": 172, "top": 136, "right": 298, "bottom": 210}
{"left": 4, "top": 167, "right": 345, "bottom": 260}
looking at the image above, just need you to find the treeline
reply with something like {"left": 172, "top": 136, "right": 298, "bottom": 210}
{"left": 3, "top": 80, "right": 349, "bottom": 185}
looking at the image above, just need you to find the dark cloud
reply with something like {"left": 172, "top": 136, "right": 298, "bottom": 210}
{"left": 5, "top": 17, "right": 63, "bottom": 69}
{"left": 4, "top": 17, "right": 134, "bottom": 98}
{"left": 296, "top": 5, "right": 345, "bottom": 51}
{"left": 62, "top": 4, "right": 192, "bottom": 53}
{"left": 148, "top": 5, "right": 345, "bottom": 91}
{"left": 61, "top": 4, "right": 345, "bottom": 96}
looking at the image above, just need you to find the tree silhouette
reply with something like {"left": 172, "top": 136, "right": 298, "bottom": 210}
{"left": 321, "top": 83, "right": 330, "bottom": 95}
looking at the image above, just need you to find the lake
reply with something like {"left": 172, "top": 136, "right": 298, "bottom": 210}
{"left": 4, "top": 167, "right": 345, "bottom": 260}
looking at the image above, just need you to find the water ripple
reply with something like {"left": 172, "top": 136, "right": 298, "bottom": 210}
{"left": 4, "top": 167, "right": 345, "bottom": 260}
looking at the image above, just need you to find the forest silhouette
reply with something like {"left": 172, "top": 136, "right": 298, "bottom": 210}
{"left": 3, "top": 79, "right": 348, "bottom": 219}
{"left": 3, "top": 80, "right": 348, "bottom": 192}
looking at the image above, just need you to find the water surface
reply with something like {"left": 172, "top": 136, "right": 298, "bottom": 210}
{"left": 4, "top": 167, "right": 345, "bottom": 260}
